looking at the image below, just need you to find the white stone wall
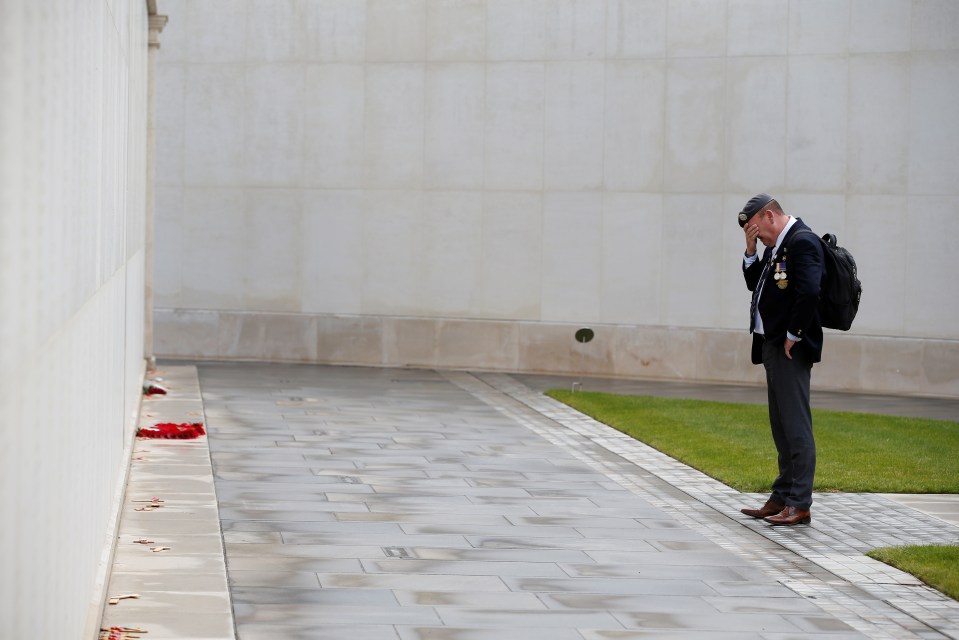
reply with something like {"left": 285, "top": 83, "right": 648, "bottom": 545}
{"left": 155, "top": 1, "right": 959, "bottom": 396}
{"left": 0, "top": 2, "right": 149, "bottom": 638}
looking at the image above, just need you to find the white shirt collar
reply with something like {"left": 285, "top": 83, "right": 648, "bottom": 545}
{"left": 772, "top": 216, "right": 796, "bottom": 255}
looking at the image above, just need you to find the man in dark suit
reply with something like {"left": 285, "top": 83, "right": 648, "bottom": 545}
{"left": 738, "top": 194, "right": 824, "bottom": 526}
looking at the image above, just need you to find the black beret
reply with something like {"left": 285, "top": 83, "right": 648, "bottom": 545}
{"left": 738, "top": 193, "right": 774, "bottom": 227}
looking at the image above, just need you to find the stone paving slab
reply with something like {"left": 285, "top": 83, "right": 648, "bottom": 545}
{"left": 98, "top": 365, "right": 235, "bottom": 640}
{"left": 882, "top": 495, "right": 959, "bottom": 527}
{"left": 474, "top": 371, "right": 959, "bottom": 640}
{"left": 102, "top": 362, "right": 959, "bottom": 640}
{"left": 196, "top": 363, "right": 879, "bottom": 640}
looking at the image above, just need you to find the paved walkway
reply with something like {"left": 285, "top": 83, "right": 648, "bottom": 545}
{"left": 101, "top": 363, "right": 959, "bottom": 640}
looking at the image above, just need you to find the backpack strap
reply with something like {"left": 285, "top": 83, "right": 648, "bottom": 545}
{"left": 787, "top": 229, "right": 828, "bottom": 287}
{"left": 787, "top": 228, "right": 818, "bottom": 246}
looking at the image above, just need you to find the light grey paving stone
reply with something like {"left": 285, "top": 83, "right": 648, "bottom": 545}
{"left": 352, "top": 462, "right": 476, "bottom": 472}
{"left": 227, "top": 570, "right": 321, "bottom": 588}
{"left": 360, "top": 558, "right": 570, "bottom": 577}
{"left": 122, "top": 506, "right": 222, "bottom": 523}
{"left": 465, "top": 478, "right": 610, "bottom": 491}
{"left": 466, "top": 535, "right": 658, "bottom": 552}
{"left": 366, "top": 502, "right": 539, "bottom": 515}
{"left": 232, "top": 603, "right": 443, "bottom": 626}
{"left": 113, "top": 548, "right": 225, "bottom": 572}
{"left": 505, "top": 515, "right": 652, "bottom": 528}
{"left": 225, "top": 543, "right": 387, "bottom": 559}
{"left": 216, "top": 508, "right": 338, "bottom": 521}
{"left": 325, "top": 493, "right": 476, "bottom": 505}
{"left": 101, "top": 589, "right": 231, "bottom": 616}
{"left": 410, "top": 547, "right": 594, "bottom": 563}
{"left": 400, "top": 523, "right": 585, "bottom": 538}
{"left": 705, "top": 580, "right": 832, "bottom": 598}
{"left": 316, "top": 468, "right": 433, "bottom": 479}
{"left": 424, "top": 468, "right": 528, "bottom": 479}
{"left": 105, "top": 571, "right": 234, "bottom": 594}
{"left": 881, "top": 494, "right": 959, "bottom": 527}
{"left": 122, "top": 477, "right": 216, "bottom": 494}
{"left": 217, "top": 500, "right": 360, "bottom": 513}
{"left": 392, "top": 590, "right": 548, "bottom": 609}
{"left": 540, "top": 593, "right": 718, "bottom": 613}
{"left": 334, "top": 511, "right": 512, "bottom": 526}
{"left": 221, "top": 507, "right": 405, "bottom": 524}
{"left": 112, "top": 551, "right": 233, "bottom": 574}
{"left": 786, "top": 615, "right": 863, "bottom": 633}
{"left": 226, "top": 557, "right": 362, "bottom": 573}
{"left": 251, "top": 441, "right": 333, "bottom": 450}
{"left": 196, "top": 363, "right": 959, "bottom": 640}
{"left": 502, "top": 576, "right": 720, "bottom": 596}
{"left": 464, "top": 496, "right": 607, "bottom": 509}
{"left": 278, "top": 532, "right": 474, "bottom": 547}
{"left": 132, "top": 463, "right": 218, "bottom": 476}
{"left": 523, "top": 504, "right": 669, "bottom": 518}
{"left": 580, "top": 631, "right": 767, "bottom": 640}
{"left": 226, "top": 502, "right": 367, "bottom": 519}
{"left": 210, "top": 457, "right": 326, "bottom": 470}
{"left": 573, "top": 526, "right": 711, "bottom": 541}
{"left": 238, "top": 624, "right": 401, "bottom": 640}
{"left": 367, "top": 477, "right": 478, "bottom": 489}
{"left": 703, "top": 595, "right": 830, "bottom": 614}
{"left": 230, "top": 586, "right": 399, "bottom": 606}
{"left": 650, "top": 539, "right": 728, "bottom": 551}
{"left": 557, "top": 563, "right": 756, "bottom": 581}
{"left": 760, "top": 635, "right": 867, "bottom": 640}
{"left": 610, "top": 610, "right": 802, "bottom": 632}
{"left": 214, "top": 470, "right": 337, "bottom": 482}
{"left": 209, "top": 437, "right": 297, "bottom": 447}
{"left": 101, "top": 366, "right": 234, "bottom": 640}
{"left": 367, "top": 485, "right": 536, "bottom": 498}
{"left": 333, "top": 455, "right": 440, "bottom": 465}
{"left": 464, "top": 462, "right": 593, "bottom": 473}
{"left": 318, "top": 573, "right": 512, "bottom": 592}
{"left": 397, "top": 628, "right": 585, "bottom": 640}
{"left": 436, "top": 608, "right": 624, "bottom": 629}
{"left": 215, "top": 481, "right": 368, "bottom": 495}
{"left": 121, "top": 491, "right": 218, "bottom": 506}
{"left": 222, "top": 531, "right": 284, "bottom": 543}
{"left": 527, "top": 488, "right": 629, "bottom": 499}
{"left": 470, "top": 372, "right": 954, "bottom": 639}
{"left": 121, "top": 516, "right": 227, "bottom": 536}
{"left": 99, "top": 610, "right": 236, "bottom": 640}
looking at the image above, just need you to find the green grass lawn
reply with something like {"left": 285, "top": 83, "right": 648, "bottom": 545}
{"left": 867, "top": 545, "right": 959, "bottom": 601}
{"left": 545, "top": 390, "right": 959, "bottom": 494}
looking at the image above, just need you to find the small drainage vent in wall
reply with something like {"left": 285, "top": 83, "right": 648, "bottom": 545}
{"left": 572, "top": 327, "right": 595, "bottom": 392}
{"left": 383, "top": 546, "right": 412, "bottom": 558}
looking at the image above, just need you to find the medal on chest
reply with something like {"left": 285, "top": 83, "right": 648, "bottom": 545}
{"left": 773, "top": 254, "right": 788, "bottom": 289}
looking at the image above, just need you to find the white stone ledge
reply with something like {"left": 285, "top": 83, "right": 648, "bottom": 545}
{"left": 97, "top": 365, "right": 235, "bottom": 640}
{"left": 154, "top": 309, "right": 959, "bottom": 399}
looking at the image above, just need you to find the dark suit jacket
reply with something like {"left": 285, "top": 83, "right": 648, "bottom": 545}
{"left": 744, "top": 219, "right": 824, "bottom": 365}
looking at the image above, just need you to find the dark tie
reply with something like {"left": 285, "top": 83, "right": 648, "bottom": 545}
{"left": 749, "top": 250, "right": 773, "bottom": 333}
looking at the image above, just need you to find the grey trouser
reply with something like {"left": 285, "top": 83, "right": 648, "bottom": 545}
{"left": 762, "top": 339, "right": 816, "bottom": 510}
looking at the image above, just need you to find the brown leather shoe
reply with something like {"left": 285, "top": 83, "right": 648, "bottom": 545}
{"left": 740, "top": 500, "right": 784, "bottom": 519}
{"left": 764, "top": 506, "right": 811, "bottom": 525}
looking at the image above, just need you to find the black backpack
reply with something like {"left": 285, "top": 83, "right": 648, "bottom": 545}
{"left": 790, "top": 230, "right": 862, "bottom": 331}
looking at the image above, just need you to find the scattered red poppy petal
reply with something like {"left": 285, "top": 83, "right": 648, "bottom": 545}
{"left": 136, "top": 422, "right": 205, "bottom": 439}
{"left": 143, "top": 383, "right": 168, "bottom": 396}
